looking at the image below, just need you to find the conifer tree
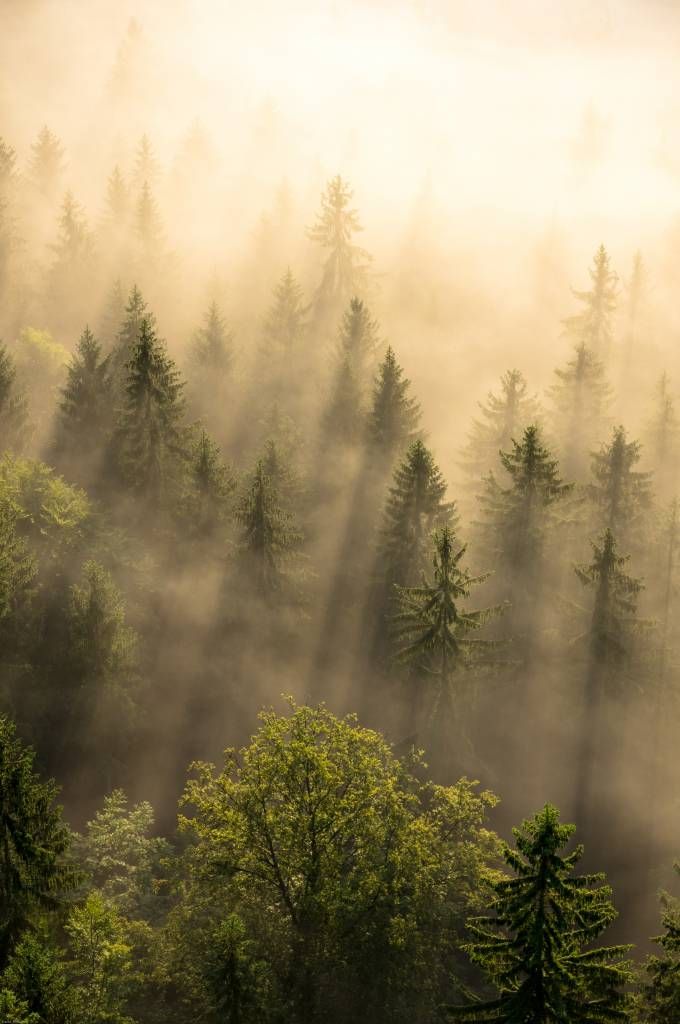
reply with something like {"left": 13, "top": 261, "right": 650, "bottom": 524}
{"left": 460, "top": 369, "right": 539, "bottom": 485}
{"left": 109, "top": 284, "right": 153, "bottom": 382}
{"left": 179, "top": 429, "right": 236, "bottom": 542}
{"left": 98, "top": 278, "right": 126, "bottom": 349}
{"left": 367, "top": 345, "right": 420, "bottom": 462}
{"left": 0, "top": 344, "right": 29, "bottom": 452}
{"left": 0, "top": 717, "right": 76, "bottom": 969}
{"left": 103, "top": 165, "right": 129, "bottom": 226}
{"left": 261, "top": 437, "right": 302, "bottom": 515}
{"left": 392, "top": 526, "right": 500, "bottom": 713}
{"left": 135, "top": 180, "right": 162, "bottom": 258}
{"left": 586, "top": 426, "right": 652, "bottom": 550}
{"left": 132, "top": 134, "right": 160, "bottom": 189}
{"left": 53, "top": 326, "right": 111, "bottom": 483}
{"left": 322, "top": 354, "right": 364, "bottom": 448}
{"left": 379, "top": 439, "right": 456, "bottom": 592}
{"left": 307, "top": 175, "right": 371, "bottom": 316}
{"left": 478, "top": 425, "right": 570, "bottom": 638}
{"left": 262, "top": 267, "right": 309, "bottom": 359}
{"left": 116, "top": 316, "right": 185, "bottom": 509}
{"left": 1, "top": 930, "right": 74, "bottom": 1022}
{"left": 28, "top": 126, "right": 64, "bottom": 200}
{"left": 548, "top": 343, "right": 612, "bottom": 479}
{"left": 191, "top": 301, "right": 233, "bottom": 377}
{"left": 564, "top": 244, "right": 618, "bottom": 358}
{"left": 234, "top": 460, "right": 301, "bottom": 596}
{"left": 336, "top": 296, "right": 381, "bottom": 389}
{"left": 49, "top": 191, "right": 93, "bottom": 280}
{"left": 0, "top": 138, "right": 17, "bottom": 194}
{"left": 645, "top": 373, "right": 678, "bottom": 499}
{"left": 0, "top": 500, "right": 36, "bottom": 622}
{"left": 449, "top": 804, "right": 631, "bottom": 1023}
{"left": 639, "top": 865, "right": 680, "bottom": 1022}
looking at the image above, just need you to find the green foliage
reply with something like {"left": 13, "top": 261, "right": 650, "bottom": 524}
{"left": 178, "top": 700, "right": 499, "bottom": 1024}
{"left": 460, "top": 369, "right": 539, "bottom": 485}
{"left": 110, "top": 284, "right": 155, "bottom": 383}
{"left": 234, "top": 460, "right": 301, "bottom": 596}
{"left": 586, "top": 426, "right": 652, "bottom": 550}
{"left": 0, "top": 498, "right": 36, "bottom": 621}
{"left": 0, "top": 987, "right": 40, "bottom": 1023}
{"left": 0, "top": 717, "right": 76, "bottom": 969}
{"left": 637, "top": 864, "right": 680, "bottom": 1022}
{"left": 322, "top": 353, "right": 363, "bottom": 447}
{"left": 178, "top": 429, "right": 236, "bottom": 543}
{"left": 0, "top": 343, "right": 29, "bottom": 453}
{"left": 53, "top": 326, "right": 111, "bottom": 482}
{"left": 65, "top": 891, "right": 134, "bottom": 1024}
{"left": 336, "top": 296, "right": 380, "bottom": 388}
{"left": 262, "top": 267, "right": 309, "bottom": 359}
{"left": 2, "top": 930, "right": 74, "bottom": 1024}
{"left": 367, "top": 345, "right": 420, "bottom": 460}
{"left": 450, "top": 804, "right": 632, "bottom": 1023}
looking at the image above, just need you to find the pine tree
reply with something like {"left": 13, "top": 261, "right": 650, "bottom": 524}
{"left": 478, "top": 425, "right": 571, "bottom": 637}
{"left": 645, "top": 373, "right": 678, "bottom": 499}
{"left": 261, "top": 438, "right": 302, "bottom": 515}
{"left": 379, "top": 439, "right": 456, "bottom": 592}
{"left": 262, "top": 267, "right": 309, "bottom": 358}
{"left": 28, "top": 126, "right": 64, "bottom": 199}
{"left": 307, "top": 175, "right": 371, "bottom": 316}
{"left": 639, "top": 865, "right": 680, "bottom": 1023}
{"left": 367, "top": 345, "right": 421, "bottom": 462}
{"left": 109, "top": 284, "right": 154, "bottom": 382}
{"left": 53, "top": 327, "right": 112, "bottom": 484}
{"left": 0, "top": 717, "right": 76, "bottom": 968}
{"left": 586, "top": 425, "right": 652, "bottom": 550}
{"left": 564, "top": 244, "right": 618, "bottom": 358}
{"left": 392, "top": 526, "right": 500, "bottom": 713}
{"left": 116, "top": 316, "right": 185, "bottom": 509}
{"left": 548, "top": 343, "right": 612, "bottom": 479}
{"left": 449, "top": 804, "right": 631, "bottom": 1023}
{"left": 132, "top": 133, "right": 160, "bottom": 189}
{"left": 336, "top": 296, "right": 381, "bottom": 389}
{"left": 234, "top": 460, "right": 301, "bottom": 596}
{"left": 179, "top": 429, "right": 236, "bottom": 542}
{"left": 460, "top": 369, "right": 539, "bottom": 485}
{"left": 0, "top": 344, "right": 29, "bottom": 452}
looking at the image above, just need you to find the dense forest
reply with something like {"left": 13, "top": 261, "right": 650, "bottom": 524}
{"left": 2, "top": 3, "right": 680, "bottom": 1021}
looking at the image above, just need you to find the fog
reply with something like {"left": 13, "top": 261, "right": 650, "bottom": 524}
{"left": 2, "top": 0, "right": 680, "bottom": 957}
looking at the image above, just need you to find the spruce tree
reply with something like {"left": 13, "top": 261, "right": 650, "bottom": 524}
{"left": 0, "top": 344, "right": 29, "bottom": 452}
{"left": 322, "top": 354, "right": 364, "bottom": 448}
{"left": 234, "top": 460, "right": 301, "bottom": 596}
{"left": 548, "top": 343, "right": 612, "bottom": 479}
{"left": 191, "top": 301, "right": 233, "bottom": 377}
{"left": 0, "top": 500, "right": 36, "bottom": 622}
{"left": 564, "top": 244, "right": 618, "bottom": 358}
{"left": 48, "top": 192, "right": 94, "bottom": 322}
{"left": 28, "top": 126, "right": 64, "bottom": 200}
{"left": 132, "top": 133, "right": 160, "bottom": 189}
{"left": 109, "top": 284, "right": 153, "bottom": 382}
{"left": 478, "top": 425, "right": 571, "bottom": 639}
{"left": 135, "top": 179, "right": 162, "bottom": 258}
{"left": 0, "top": 717, "right": 76, "bottom": 969}
{"left": 53, "top": 327, "right": 112, "bottom": 485}
{"left": 307, "top": 175, "right": 371, "bottom": 316}
{"left": 1, "top": 930, "right": 74, "bottom": 1022}
{"left": 98, "top": 278, "right": 126, "bottom": 349}
{"left": 261, "top": 438, "right": 302, "bottom": 515}
{"left": 336, "top": 296, "right": 381, "bottom": 390}
{"left": 460, "top": 369, "right": 539, "bottom": 486}
{"left": 262, "top": 267, "right": 309, "bottom": 359}
{"left": 645, "top": 373, "right": 678, "bottom": 499}
{"left": 367, "top": 345, "right": 420, "bottom": 462}
{"left": 179, "top": 429, "right": 236, "bottom": 542}
{"left": 103, "top": 165, "right": 129, "bottom": 226}
{"left": 586, "top": 425, "right": 652, "bottom": 550}
{"left": 116, "top": 316, "right": 185, "bottom": 509}
{"left": 379, "top": 439, "right": 456, "bottom": 592}
{"left": 449, "top": 804, "right": 631, "bottom": 1023}
{"left": 392, "top": 526, "right": 500, "bottom": 713}
{"left": 639, "top": 865, "right": 680, "bottom": 1023}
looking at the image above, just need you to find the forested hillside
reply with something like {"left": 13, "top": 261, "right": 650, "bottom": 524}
{"left": 2, "top": 3, "right": 680, "bottom": 1021}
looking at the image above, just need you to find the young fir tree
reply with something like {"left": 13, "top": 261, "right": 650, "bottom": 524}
{"left": 478, "top": 425, "right": 571, "bottom": 640}
{"left": 336, "top": 296, "right": 381, "bottom": 390}
{"left": 53, "top": 326, "right": 112, "bottom": 483}
{"left": 307, "top": 175, "right": 371, "bottom": 318}
{"left": 379, "top": 439, "right": 457, "bottom": 593}
{"left": 190, "top": 301, "right": 233, "bottom": 379}
{"left": 548, "top": 343, "right": 612, "bottom": 480}
{"left": 367, "top": 345, "right": 421, "bottom": 462}
{"left": 586, "top": 425, "right": 652, "bottom": 550}
{"left": 234, "top": 460, "right": 301, "bottom": 597}
{"left": 449, "top": 804, "right": 631, "bottom": 1023}
{"left": 0, "top": 344, "right": 29, "bottom": 452}
{"left": 178, "top": 429, "right": 236, "bottom": 543}
{"left": 0, "top": 717, "right": 76, "bottom": 969}
{"left": 109, "top": 284, "right": 154, "bottom": 383}
{"left": 116, "top": 316, "right": 185, "bottom": 510}
{"left": 28, "top": 126, "right": 64, "bottom": 200}
{"left": 460, "top": 369, "right": 539, "bottom": 486}
{"left": 564, "top": 244, "right": 618, "bottom": 359}
{"left": 262, "top": 267, "right": 309, "bottom": 359}
{"left": 638, "top": 865, "right": 680, "bottom": 1023}
{"left": 645, "top": 373, "right": 678, "bottom": 499}
{"left": 391, "top": 526, "right": 500, "bottom": 714}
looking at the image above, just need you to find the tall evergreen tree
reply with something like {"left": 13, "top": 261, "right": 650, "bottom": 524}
{"left": 307, "top": 175, "right": 371, "bottom": 317}
{"left": 262, "top": 267, "right": 309, "bottom": 359}
{"left": 645, "top": 373, "right": 678, "bottom": 499}
{"left": 367, "top": 345, "right": 420, "bottom": 462}
{"left": 548, "top": 343, "right": 612, "bottom": 479}
{"left": 379, "top": 439, "right": 456, "bottom": 593}
{"left": 460, "top": 369, "right": 539, "bottom": 485}
{"left": 191, "top": 301, "right": 233, "bottom": 377}
{"left": 28, "top": 127, "right": 64, "bottom": 200}
{"left": 336, "top": 296, "right": 381, "bottom": 390}
{"left": 564, "top": 244, "right": 618, "bottom": 358}
{"left": 0, "top": 344, "right": 29, "bottom": 453}
{"left": 178, "top": 429, "right": 236, "bottom": 543}
{"left": 449, "top": 804, "right": 631, "bottom": 1023}
{"left": 639, "top": 865, "right": 680, "bottom": 1023}
{"left": 0, "top": 500, "right": 36, "bottom": 622}
{"left": 53, "top": 327, "right": 111, "bottom": 485}
{"left": 234, "top": 460, "right": 301, "bottom": 596}
{"left": 116, "top": 316, "right": 185, "bottom": 509}
{"left": 0, "top": 717, "right": 76, "bottom": 969}
{"left": 110, "top": 284, "right": 153, "bottom": 383}
{"left": 586, "top": 425, "right": 652, "bottom": 550}
{"left": 322, "top": 354, "right": 364, "bottom": 448}
{"left": 392, "top": 526, "right": 500, "bottom": 715}
{"left": 48, "top": 192, "right": 94, "bottom": 295}
{"left": 98, "top": 278, "right": 126, "bottom": 350}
